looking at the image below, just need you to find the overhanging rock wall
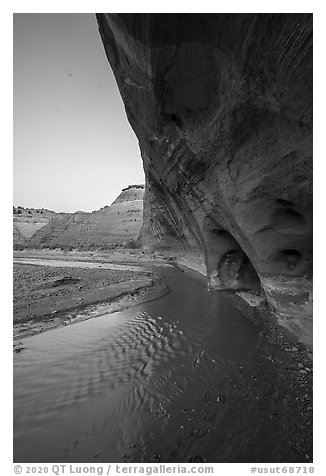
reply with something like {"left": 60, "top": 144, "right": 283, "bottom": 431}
{"left": 96, "top": 13, "right": 313, "bottom": 346}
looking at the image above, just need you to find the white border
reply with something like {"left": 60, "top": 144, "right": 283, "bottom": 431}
{"left": 3, "top": 2, "right": 323, "bottom": 473}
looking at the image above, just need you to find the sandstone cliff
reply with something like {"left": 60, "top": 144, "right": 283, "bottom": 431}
{"left": 21, "top": 185, "right": 144, "bottom": 251}
{"left": 96, "top": 14, "right": 313, "bottom": 346}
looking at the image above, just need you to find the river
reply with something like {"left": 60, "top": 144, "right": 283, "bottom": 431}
{"left": 14, "top": 264, "right": 265, "bottom": 463}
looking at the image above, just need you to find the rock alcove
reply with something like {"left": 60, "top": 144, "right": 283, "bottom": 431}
{"left": 96, "top": 13, "right": 313, "bottom": 346}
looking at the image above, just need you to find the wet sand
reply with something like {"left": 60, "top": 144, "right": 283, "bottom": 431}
{"left": 14, "top": 262, "right": 312, "bottom": 463}
{"left": 13, "top": 250, "right": 170, "bottom": 341}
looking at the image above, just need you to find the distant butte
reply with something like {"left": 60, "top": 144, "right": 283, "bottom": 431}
{"left": 13, "top": 185, "right": 145, "bottom": 252}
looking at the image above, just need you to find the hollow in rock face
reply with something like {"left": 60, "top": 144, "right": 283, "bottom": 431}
{"left": 96, "top": 13, "right": 312, "bottom": 346}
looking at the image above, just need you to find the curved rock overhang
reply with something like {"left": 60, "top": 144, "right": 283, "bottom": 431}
{"left": 96, "top": 13, "right": 313, "bottom": 346}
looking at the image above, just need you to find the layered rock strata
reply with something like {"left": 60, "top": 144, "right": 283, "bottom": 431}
{"left": 96, "top": 14, "right": 313, "bottom": 346}
{"left": 26, "top": 185, "right": 144, "bottom": 251}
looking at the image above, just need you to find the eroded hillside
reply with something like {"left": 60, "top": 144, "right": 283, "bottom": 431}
{"left": 14, "top": 185, "right": 145, "bottom": 251}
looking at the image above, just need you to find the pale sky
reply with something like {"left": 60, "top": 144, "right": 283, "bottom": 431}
{"left": 13, "top": 13, "right": 145, "bottom": 212}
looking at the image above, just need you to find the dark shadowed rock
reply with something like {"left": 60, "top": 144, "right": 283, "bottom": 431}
{"left": 96, "top": 13, "right": 312, "bottom": 346}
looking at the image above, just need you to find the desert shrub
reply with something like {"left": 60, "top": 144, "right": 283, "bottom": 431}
{"left": 100, "top": 242, "right": 121, "bottom": 251}
{"left": 13, "top": 243, "right": 26, "bottom": 251}
{"left": 86, "top": 243, "right": 98, "bottom": 251}
{"left": 62, "top": 245, "right": 74, "bottom": 252}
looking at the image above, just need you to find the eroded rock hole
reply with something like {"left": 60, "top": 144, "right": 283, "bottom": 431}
{"left": 276, "top": 198, "right": 294, "bottom": 207}
{"left": 277, "top": 249, "right": 302, "bottom": 270}
{"left": 169, "top": 114, "right": 183, "bottom": 128}
{"left": 238, "top": 257, "right": 262, "bottom": 292}
{"left": 203, "top": 217, "right": 261, "bottom": 292}
{"left": 285, "top": 208, "right": 303, "bottom": 218}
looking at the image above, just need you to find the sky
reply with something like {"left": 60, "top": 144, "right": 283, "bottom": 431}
{"left": 13, "top": 13, "right": 145, "bottom": 212}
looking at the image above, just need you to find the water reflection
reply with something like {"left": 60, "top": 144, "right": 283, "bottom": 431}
{"left": 14, "top": 266, "right": 262, "bottom": 462}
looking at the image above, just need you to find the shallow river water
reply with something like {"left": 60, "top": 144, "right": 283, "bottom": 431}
{"left": 14, "top": 265, "right": 263, "bottom": 463}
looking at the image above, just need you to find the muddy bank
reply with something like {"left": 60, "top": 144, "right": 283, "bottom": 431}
{"left": 13, "top": 248, "right": 155, "bottom": 265}
{"left": 13, "top": 256, "right": 169, "bottom": 340}
{"left": 14, "top": 263, "right": 312, "bottom": 463}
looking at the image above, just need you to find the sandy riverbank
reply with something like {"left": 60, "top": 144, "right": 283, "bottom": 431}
{"left": 13, "top": 250, "right": 170, "bottom": 344}
{"left": 14, "top": 251, "right": 313, "bottom": 462}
